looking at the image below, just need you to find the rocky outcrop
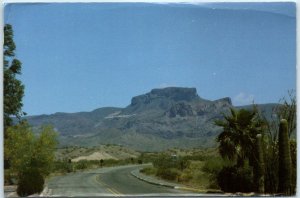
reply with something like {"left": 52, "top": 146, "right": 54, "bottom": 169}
{"left": 130, "top": 87, "right": 199, "bottom": 106}
{"left": 167, "top": 102, "right": 194, "bottom": 117}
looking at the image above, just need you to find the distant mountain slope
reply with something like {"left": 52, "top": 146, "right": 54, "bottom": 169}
{"left": 27, "top": 107, "right": 122, "bottom": 136}
{"left": 55, "top": 145, "right": 140, "bottom": 162}
{"left": 24, "top": 87, "right": 278, "bottom": 151}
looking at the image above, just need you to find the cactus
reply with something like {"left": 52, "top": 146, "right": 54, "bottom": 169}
{"left": 278, "top": 119, "right": 292, "bottom": 195}
{"left": 254, "top": 134, "right": 265, "bottom": 193}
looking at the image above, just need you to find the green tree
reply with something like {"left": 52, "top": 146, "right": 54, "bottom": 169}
{"left": 5, "top": 122, "right": 58, "bottom": 196}
{"left": 100, "top": 159, "right": 104, "bottom": 167}
{"left": 3, "top": 24, "right": 25, "bottom": 131}
{"left": 215, "top": 108, "right": 265, "bottom": 167}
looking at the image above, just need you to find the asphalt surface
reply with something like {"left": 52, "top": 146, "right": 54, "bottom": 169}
{"left": 44, "top": 164, "right": 195, "bottom": 196}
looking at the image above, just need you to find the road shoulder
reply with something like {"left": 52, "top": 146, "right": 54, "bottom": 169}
{"left": 130, "top": 167, "right": 211, "bottom": 193}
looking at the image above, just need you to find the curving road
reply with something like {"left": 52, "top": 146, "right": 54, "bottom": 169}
{"left": 43, "top": 164, "right": 195, "bottom": 196}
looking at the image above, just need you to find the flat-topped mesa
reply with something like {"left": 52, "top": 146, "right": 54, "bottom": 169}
{"left": 151, "top": 87, "right": 198, "bottom": 101}
{"left": 131, "top": 87, "right": 199, "bottom": 106}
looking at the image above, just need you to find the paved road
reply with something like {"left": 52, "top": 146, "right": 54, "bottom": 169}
{"left": 44, "top": 164, "right": 195, "bottom": 196}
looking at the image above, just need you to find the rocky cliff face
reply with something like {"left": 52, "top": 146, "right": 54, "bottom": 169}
{"left": 167, "top": 102, "right": 194, "bottom": 117}
{"left": 127, "top": 87, "right": 201, "bottom": 113}
{"left": 131, "top": 87, "right": 199, "bottom": 105}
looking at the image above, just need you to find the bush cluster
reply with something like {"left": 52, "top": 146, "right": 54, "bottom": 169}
{"left": 217, "top": 163, "right": 253, "bottom": 193}
{"left": 17, "top": 168, "right": 44, "bottom": 196}
{"left": 152, "top": 154, "right": 190, "bottom": 181}
{"left": 5, "top": 123, "right": 57, "bottom": 196}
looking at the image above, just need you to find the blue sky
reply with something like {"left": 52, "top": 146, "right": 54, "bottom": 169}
{"left": 4, "top": 3, "right": 296, "bottom": 115}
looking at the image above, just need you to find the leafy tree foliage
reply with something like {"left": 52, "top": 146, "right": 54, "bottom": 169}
{"left": 214, "top": 108, "right": 265, "bottom": 192}
{"left": 3, "top": 24, "right": 25, "bottom": 130}
{"left": 5, "top": 122, "right": 58, "bottom": 196}
{"left": 215, "top": 108, "right": 265, "bottom": 167}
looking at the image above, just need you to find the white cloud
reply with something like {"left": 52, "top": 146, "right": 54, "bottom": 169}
{"left": 233, "top": 92, "right": 255, "bottom": 106}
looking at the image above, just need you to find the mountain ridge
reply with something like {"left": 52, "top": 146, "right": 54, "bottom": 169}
{"left": 23, "top": 87, "right": 277, "bottom": 151}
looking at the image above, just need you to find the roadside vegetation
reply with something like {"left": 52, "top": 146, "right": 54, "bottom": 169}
{"left": 52, "top": 156, "right": 141, "bottom": 174}
{"left": 138, "top": 148, "right": 225, "bottom": 191}
{"left": 139, "top": 92, "right": 296, "bottom": 196}
{"left": 4, "top": 24, "right": 58, "bottom": 197}
{"left": 51, "top": 144, "right": 140, "bottom": 174}
{"left": 5, "top": 123, "right": 58, "bottom": 196}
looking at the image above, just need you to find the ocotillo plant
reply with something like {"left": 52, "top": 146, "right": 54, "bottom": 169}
{"left": 254, "top": 134, "right": 264, "bottom": 193}
{"left": 278, "top": 119, "right": 292, "bottom": 195}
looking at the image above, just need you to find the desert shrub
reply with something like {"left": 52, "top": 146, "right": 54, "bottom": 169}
{"left": 102, "top": 159, "right": 118, "bottom": 166}
{"left": 177, "top": 157, "right": 190, "bottom": 171}
{"left": 17, "top": 168, "right": 44, "bottom": 196}
{"left": 179, "top": 161, "right": 206, "bottom": 187}
{"left": 70, "top": 158, "right": 140, "bottom": 171}
{"left": 153, "top": 154, "right": 190, "bottom": 170}
{"left": 182, "top": 154, "right": 209, "bottom": 161}
{"left": 178, "top": 171, "right": 193, "bottom": 182}
{"left": 75, "top": 160, "right": 88, "bottom": 170}
{"left": 137, "top": 153, "right": 155, "bottom": 163}
{"left": 156, "top": 168, "right": 180, "bottom": 181}
{"left": 153, "top": 154, "right": 173, "bottom": 169}
{"left": 54, "top": 160, "right": 73, "bottom": 173}
{"left": 202, "top": 157, "right": 226, "bottom": 174}
{"left": 140, "top": 167, "right": 157, "bottom": 175}
{"left": 152, "top": 154, "right": 192, "bottom": 182}
{"left": 202, "top": 156, "right": 233, "bottom": 188}
{"left": 217, "top": 163, "right": 253, "bottom": 193}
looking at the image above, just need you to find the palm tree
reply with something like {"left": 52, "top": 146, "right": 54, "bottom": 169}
{"left": 215, "top": 108, "right": 265, "bottom": 167}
